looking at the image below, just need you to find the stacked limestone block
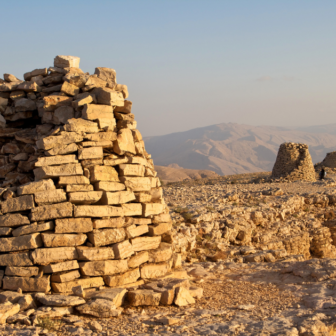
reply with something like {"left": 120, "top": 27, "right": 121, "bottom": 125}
{"left": 0, "top": 56, "right": 179, "bottom": 300}
{"left": 271, "top": 142, "right": 316, "bottom": 181}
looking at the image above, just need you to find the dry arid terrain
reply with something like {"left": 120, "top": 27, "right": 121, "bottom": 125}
{"left": 5, "top": 171, "right": 336, "bottom": 336}
{"left": 144, "top": 123, "right": 336, "bottom": 175}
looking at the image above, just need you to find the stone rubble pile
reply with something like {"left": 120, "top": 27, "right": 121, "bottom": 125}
{"left": 165, "top": 183, "right": 336, "bottom": 263}
{"left": 0, "top": 55, "right": 200, "bottom": 324}
{"left": 271, "top": 142, "right": 316, "bottom": 181}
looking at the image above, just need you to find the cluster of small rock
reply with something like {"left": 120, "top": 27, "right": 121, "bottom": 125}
{"left": 271, "top": 142, "right": 316, "bottom": 181}
{"left": 0, "top": 55, "right": 201, "bottom": 324}
{"left": 165, "top": 182, "right": 336, "bottom": 263}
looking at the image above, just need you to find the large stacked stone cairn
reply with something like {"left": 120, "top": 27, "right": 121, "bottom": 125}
{"left": 0, "top": 55, "right": 198, "bottom": 324}
{"left": 271, "top": 142, "right": 316, "bottom": 181}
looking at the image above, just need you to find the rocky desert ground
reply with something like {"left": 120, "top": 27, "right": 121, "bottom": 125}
{"left": 4, "top": 171, "right": 336, "bottom": 336}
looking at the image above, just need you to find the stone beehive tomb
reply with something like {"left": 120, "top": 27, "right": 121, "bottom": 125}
{"left": 0, "top": 55, "right": 196, "bottom": 321}
{"left": 315, "top": 151, "right": 336, "bottom": 169}
{"left": 271, "top": 142, "right": 316, "bottom": 181}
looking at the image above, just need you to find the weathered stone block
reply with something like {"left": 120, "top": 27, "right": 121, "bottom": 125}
{"left": 131, "top": 236, "right": 161, "bottom": 252}
{"left": 30, "top": 202, "right": 73, "bottom": 221}
{"left": 125, "top": 224, "right": 148, "bottom": 239}
{"left": 3, "top": 276, "right": 50, "bottom": 292}
{"left": 104, "top": 268, "right": 140, "bottom": 287}
{"left": 35, "top": 155, "right": 77, "bottom": 167}
{"left": 41, "top": 233, "right": 87, "bottom": 247}
{"left": 140, "top": 263, "right": 169, "bottom": 279}
{"left": 93, "top": 217, "right": 125, "bottom": 229}
{"left": 113, "top": 240, "right": 134, "bottom": 259}
{"left": 55, "top": 218, "right": 93, "bottom": 233}
{"left": 34, "top": 163, "right": 83, "bottom": 180}
{"left": 68, "top": 191, "right": 103, "bottom": 204}
{"left": 1, "top": 195, "right": 34, "bottom": 214}
{"left": 76, "top": 246, "right": 114, "bottom": 261}
{"left": 74, "top": 205, "right": 123, "bottom": 218}
{"left": 0, "top": 233, "right": 42, "bottom": 252}
{"left": 5, "top": 266, "right": 39, "bottom": 277}
{"left": 80, "top": 260, "right": 128, "bottom": 276}
{"left": 128, "top": 251, "right": 149, "bottom": 268}
{"left": 94, "top": 181, "right": 125, "bottom": 192}
{"left": 52, "top": 277, "right": 104, "bottom": 293}
{"left": 122, "top": 203, "right": 142, "bottom": 216}
{"left": 87, "top": 228, "right": 126, "bottom": 247}
{"left": 31, "top": 247, "right": 78, "bottom": 265}
{"left": 43, "top": 260, "right": 79, "bottom": 273}
{"left": 89, "top": 165, "right": 119, "bottom": 183}
{"left": 102, "top": 191, "right": 135, "bottom": 205}
{"left": 0, "top": 213, "right": 30, "bottom": 227}
{"left": 34, "top": 189, "right": 67, "bottom": 205}
{"left": 127, "top": 290, "right": 161, "bottom": 306}
{"left": 78, "top": 147, "right": 103, "bottom": 160}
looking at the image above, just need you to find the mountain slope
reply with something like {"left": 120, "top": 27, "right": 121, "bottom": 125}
{"left": 144, "top": 123, "right": 336, "bottom": 175}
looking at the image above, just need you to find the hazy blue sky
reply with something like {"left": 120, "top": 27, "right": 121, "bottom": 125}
{"left": 1, "top": 0, "right": 335, "bottom": 136}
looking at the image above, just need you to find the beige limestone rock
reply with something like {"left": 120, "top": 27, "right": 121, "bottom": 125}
{"left": 24, "top": 68, "right": 47, "bottom": 81}
{"left": 152, "top": 213, "right": 171, "bottom": 223}
{"left": 143, "top": 203, "right": 164, "bottom": 217}
{"left": 68, "top": 191, "right": 103, "bottom": 204}
{"left": 127, "top": 290, "right": 161, "bottom": 306}
{"left": 54, "top": 55, "right": 80, "bottom": 69}
{"left": 66, "top": 184, "right": 94, "bottom": 192}
{"left": 30, "top": 202, "right": 73, "bottom": 221}
{"left": 0, "top": 302, "right": 20, "bottom": 324}
{"left": 36, "top": 293, "right": 85, "bottom": 306}
{"left": 140, "top": 263, "right": 169, "bottom": 279}
{"left": 76, "top": 246, "right": 114, "bottom": 261}
{"left": 86, "top": 132, "right": 116, "bottom": 142}
{"left": 80, "top": 260, "right": 128, "bottom": 276}
{"left": 174, "top": 287, "right": 195, "bottom": 306}
{"left": 31, "top": 247, "right": 78, "bottom": 265}
{"left": 125, "top": 217, "right": 151, "bottom": 225}
{"left": 43, "top": 95, "right": 73, "bottom": 112}
{"left": 94, "top": 67, "right": 117, "bottom": 87}
{"left": 2, "top": 195, "right": 34, "bottom": 213}
{"left": 128, "top": 251, "right": 149, "bottom": 268}
{"left": 96, "top": 87, "right": 124, "bottom": 106}
{"left": 93, "top": 217, "right": 125, "bottom": 229}
{"left": 125, "top": 224, "right": 148, "bottom": 239}
{"left": 3, "top": 276, "right": 50, "bottom": 292}
{"left": 113, "top": 128, "right": 136, "bottom": 155}
{"left": 55, "top": 218, "right": 93, "bottom": 233}
{"left": 61, "top": 81, "right": 80, "bottom": 96}
{"left": 0, "top": 233, "right": 42, "bottom": 252}
{"left": 89, "top": 165, "right": 119, "bottom": 183}
{"left": 41, "top": 233, "right": 87, "bottom": 247}
{"left": 72, "top": 95, "right": 93, "bottom": 108}
{"left": 102, "top": 190, "right": 135, "bottom": 205}
{"left": 43, "top": 260, "right": 79, "bottom": 273}
{"left": 82, "top": 104, "right": 113, "bottom": 120}
{"left": 113, "top": 240, "right": 134, "bottom": 259}
{"left": 87, "top": 228, "right": 126, "bottom": 246}
{"left": 5, "top": 266, "right": 39, "bottom": 277}
{"left": 58, "top": 176, "right": 90, "bottom": 185}
{"left": 0, "top": 228, "right": 12, "bottom": 236}
{"left": 35, "top": 155, "right": 78, "bottom": 167}
{"left": 120, "top": 177, "right": 152, "bottom": 191}
{"left": 104, "top": 268, "right": 140, "bottom": 287}
{"left": 52, "top": 277, "right": 104, "bottom": 293}
{"left": 0, "top": 213, "right": 30, "bottom": 227}
{"left": 134, "top": 192, "right": 152, "bottom": 203}
{"left": 74, "top": 205, "right": 123, "bottom": 218}
{"left": 122, "top": 203, "right": 142, "bottom": 216}
{"left": 36, "top": 132, "right": 83, "bottom": 150}
{"left": 63, "top": 118, "right": 99, "bottom": 133}
{"left": 148, "top": 243, "right": 172, "bottom": 263}
{"left": 131, "top": 236, "right": 161, "bottom": 252}
{"left": 51, "top": 270, "right": 81, "bottom": 283}
{"left": 53, "top": 106, "right": 75, "bottom": 125}
{"left": 12, "top": 221, "right": 54, "bottom": 237}
{"left": 34, "top": 189, "right": 67, "bottom": 205}
{"left": 94, "top": 181, "right": 125, "bottom": 192}
{"left": 0, "top": 253, "right": 33, "bottom": 267}
{"left": 149, "top": 222, "right": 172, "bottom": 236}
{"left": 46, "top": 143, "right": 78, "bottom": 156}
{"left": 119, "top": 164, "right": 145, "bottom": 177}
{"left": 78, "top": 147, "right": 103, "bottom": 160}
{"left": 76, "top": 298, "right": 122, "bottom": 317}
{"left": 34, "top": 163, "right": 83, "bottom": 180}
{"left": 88, "top": 287, "right": 126, "bottom": 307}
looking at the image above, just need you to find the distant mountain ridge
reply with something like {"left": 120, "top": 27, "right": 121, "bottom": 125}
{"left": 144, "top": 123, "right": 336, "bottom": 175}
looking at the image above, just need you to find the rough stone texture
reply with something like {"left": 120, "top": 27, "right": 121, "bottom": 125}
{"left": 127, "top": 290, "right": 161, "bottom": 306}
{"left": 0, "top": 55, "right": 174, "bottom": 312}
{"left": 271, "top": 142, "right": 316, "bottom": 181}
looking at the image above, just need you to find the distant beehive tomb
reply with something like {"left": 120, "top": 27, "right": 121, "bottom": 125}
{"left": 271, "top": 142, "right": 316, "bottom": 181}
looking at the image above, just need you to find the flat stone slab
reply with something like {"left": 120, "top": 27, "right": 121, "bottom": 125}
{"left": 127, "top": 290, "right": 161, "bottom": 306}
{"left": 76, "top": 299, "right": 122, "bottom": 317}
{"left": 31, "top": 247, "right": 78, "bottom": 265}
{"left": 36, "top": 294, "right": 85, "bottom": 307}
{"left": 2, "top": 276, "right": 50, "bottom": 292}
{"left": 0, "top": 214, "right": 30, "bottom": 227}
{"left": 0, "top": 233, "right": 42, "bottom": 252}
